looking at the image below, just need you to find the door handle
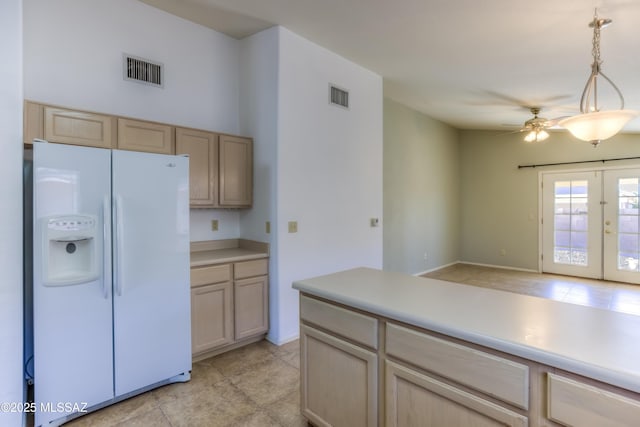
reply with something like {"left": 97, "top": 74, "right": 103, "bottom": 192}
{"left": 114, "top": 195, "right": 125, "bottom": 296}
{"left": 102, "top": 196, "right": 111, "bottom": 299}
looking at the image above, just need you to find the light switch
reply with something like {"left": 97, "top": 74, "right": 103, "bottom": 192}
{"left": 288, "top": 221, "right": 298, "bottom": 233}
{"left": 266, "top": 221, "right": 271, "bottom": 234}
{"left": 211, "top": 219, "right": 219, "bottom": 231}
{"left": 370, "top": 218, "right": 380, "bottom": 227}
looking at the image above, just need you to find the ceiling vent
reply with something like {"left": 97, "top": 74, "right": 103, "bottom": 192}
{"left": 329, "top": 84, "right": 349, "bottom": 109}
{"left": 123, "top": 54, "right": 163, "bottom": 88}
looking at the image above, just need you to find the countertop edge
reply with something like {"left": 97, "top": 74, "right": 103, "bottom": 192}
{"left": 293, "top": 268, "right": 640, "bottom": 394}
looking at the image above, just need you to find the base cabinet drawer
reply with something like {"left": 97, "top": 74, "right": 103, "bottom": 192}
{"left": 547, "top": 373, "right": 640, "bottom": 427}
{"left": 386, "top": 322, "right": 529, "bottom": 409}
{"left": 385, "top": 360, "right": 528, "bottom": 427}
{"left": 301, "top": 325, "right": 377, "bottom": 427}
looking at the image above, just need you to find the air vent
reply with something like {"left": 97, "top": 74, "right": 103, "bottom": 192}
{"left": 123, "top": 54, "right": 163, "bottom": 88}
{"left": 329, "top": 84, "right": 349, "bottom": 109}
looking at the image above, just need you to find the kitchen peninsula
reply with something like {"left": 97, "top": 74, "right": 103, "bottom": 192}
{"left": 293, "top": 267, "right": 640, "bottom": 427}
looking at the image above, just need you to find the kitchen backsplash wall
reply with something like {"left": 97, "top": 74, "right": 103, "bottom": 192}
{"left": 190, "top": 209, "right": 240, "bottom": 241}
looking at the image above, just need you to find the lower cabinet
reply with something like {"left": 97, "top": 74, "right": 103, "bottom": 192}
{"left": 191, "top": 281, "right": 233, "bottom": 353}
{"left": 190, "top": 258, "right": 268, "bottom": 359}
{"left": 300, "top": 325, "right": 377, "bottom": 427}
{"left": 299, "top": 293, "right": 640, "bottom": 427}
{"left": 546, "top": 372, "right": 640, "bottom": 427}
{"left": 234, "top": 275, "right": 269, "bottom": 340}
{"left": 385, "top": 360, "right": 527, "bottom": 427}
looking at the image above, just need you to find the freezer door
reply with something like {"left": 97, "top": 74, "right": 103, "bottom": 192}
{"left": 112, "top": 150, "right": 191, "bottom": 396}
{"left": 32, "top": 142, "right": 114, "bottom": 426}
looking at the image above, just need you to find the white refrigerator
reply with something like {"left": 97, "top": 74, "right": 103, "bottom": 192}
{"left": 29, "top": 141, "right": 191, "bottom": 426}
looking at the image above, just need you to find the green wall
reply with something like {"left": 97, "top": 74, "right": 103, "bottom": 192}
{"left": 383, "top": 97, "right": 640, "bottom": 274}
{"left": 459, "top": 129, "right": 640, "bottom": 270}
{"left": 383, "top": 98, "right": 460, "bottom": 274}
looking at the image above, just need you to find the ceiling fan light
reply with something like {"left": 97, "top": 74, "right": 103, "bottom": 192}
{"left": 559, "top": 110, "right": 639, "bottom": 143}
{"left": 524, "top": 129, "right": 549, "bottom": 143}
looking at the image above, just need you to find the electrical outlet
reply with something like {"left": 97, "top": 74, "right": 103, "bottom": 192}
{"left": 500, "top": 248, "right": 506, "bottom": 256}
{"left": 211, "top": 219, "right": 218, "bottom": 231}
{"left": 370, "top": 218, "right": 379, "bottom": 227}
{"left": 288, "top": 221, "right": 298, "bottom": 233}
{"left": 265, "top": 221, "right": 271, "bottom": 234}
{"left": 423, "top": 252, "right": 428, "bottom": 261}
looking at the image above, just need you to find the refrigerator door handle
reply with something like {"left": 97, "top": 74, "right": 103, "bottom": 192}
{"left": 114, "top": 195, "right": 125, "bottom": 297}
{"left": 102, "top": 196, "right": 111, "bottom": 299}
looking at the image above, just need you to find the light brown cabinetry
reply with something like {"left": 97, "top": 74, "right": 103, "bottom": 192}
{"left": 385, "top": 323, "right": 528, "bottom": 427}
{"left": 300, "top": 295, "right": 378, "bottom": 427}
{"left": 301, "top": 325, "right": 377, "bottom": 427}
{"left": 23, "top": 101, "right": 43, "bottom": 145}
{"left": 175, "top": 128, "right": 218, "bottom": 206}
{"left": 117, "top": 118, "right": 173, "bottom": 154}
{"left": 385, "top": 360, "right": 527, "bottom": 427}
{"left": 176, "top": 129, "right": 253, "bottom": 208}
{"left": 190, "top": 257, "right": 268, "bottom": 360}
{"left": 299, "top": 293, "right": 640, "bottom": 427}
{"left": 42, "top": 106, "right": 116, "bottom": 148}
{"left": 546, "top": 372, "right": 640, "bottom": 427}
{"left": 233, "top": 259, "right": 269, "bottom": 340}
{"left": 219, "top": 135, "right": 253, "bottom": 207}
{"left": 190, "top": 264, "right": 233, "bottom": 354}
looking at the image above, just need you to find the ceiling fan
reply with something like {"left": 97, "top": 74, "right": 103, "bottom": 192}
{"left": 519, "top": 107, "right": 558, "bottom": 143}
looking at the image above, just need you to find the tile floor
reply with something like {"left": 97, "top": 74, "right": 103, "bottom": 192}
{"left": 64, "top": 340, "right": 305, "bottom": 427}
{"left": 46, "top": 263, "right": 640, "bottom": 426}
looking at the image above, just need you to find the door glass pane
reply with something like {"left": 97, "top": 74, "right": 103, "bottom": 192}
{"left": 553, "top": 180, "right": 589, "bottom": 266}
{"left": 618, "top": 178, "right": 640, "bottom": 271}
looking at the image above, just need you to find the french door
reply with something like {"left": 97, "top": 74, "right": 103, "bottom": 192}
{"left": 542, "top": 169, "right": 640, "bottom": 284}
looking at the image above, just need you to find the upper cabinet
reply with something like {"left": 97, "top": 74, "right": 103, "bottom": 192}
{"left": 34, "top": 105, "right": 116, "bottom": 148}
{"left": 175, "top": 127, "right": 218, "bottom": 207}
{"left": 24, "top": 101, "right": 254, "bottom": 209}
{"left": 219, "top": 135, "right": 253, "bottom": 208}
{"left": 117, "top": 118, "right": 174, "bottom": 154}
{"left": 176, "top": 129, "right": 253, "bottom": 209}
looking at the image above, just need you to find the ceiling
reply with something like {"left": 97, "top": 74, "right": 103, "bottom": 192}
{"left": 139, "top": 0, "right": 640, "bottom": 133}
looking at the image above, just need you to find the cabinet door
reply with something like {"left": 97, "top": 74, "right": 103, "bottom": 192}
{"left": 191, "top": 282, "right": 233, "bottom": 354}
{"left": 44, "top": 106, "right": 115, "bottom": 148}
{"left": 385, "top": 360, "right": 527, "bottom": 427}
{"left": 301, "top": 325, "right": 377, "bottom": 427}
{"left": 176, "top": 128, "right": 218, "bottom": 207}
{"left": 117, "top": 118, "right": 174, "bottom": 154}
{"left": 234, "top": 275, "right": 268, "bottom": 340}
{"left": 24, "top": 101, "right": 43, "bottom": 144}
{"left": 219, "top": 135, "right": 252, "bottom": 207}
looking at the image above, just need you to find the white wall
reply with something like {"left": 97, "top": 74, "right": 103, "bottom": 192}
{"left": 460, "top": 130, "right": 640, "bottom": 270}
{"left": 274, "top": 27, "right": 383, "bottom": 343}
{"left": 238, "top": 27, "right": 280, "bottom": 338}
{"left": 0, "top": 1, "right": 24, "bottom": 426}
{"left": 23, "top": 0, "right": 243, "bottom": 238}
{"left": 383, "top": 99, "right": 460, "bottom": 275}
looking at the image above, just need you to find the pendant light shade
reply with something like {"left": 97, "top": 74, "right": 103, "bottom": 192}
{"left": 559, "top": 110, "right": 638, "bottom": 146}
{"left": 560, "top": 10, "right": 638, "bottom": 146}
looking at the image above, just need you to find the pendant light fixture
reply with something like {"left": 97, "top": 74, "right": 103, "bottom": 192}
{"left": 559, "top": 9, "right": 638, "bottom": 147}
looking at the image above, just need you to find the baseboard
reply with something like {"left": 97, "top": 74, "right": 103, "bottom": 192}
{"left": 266, "top": 332, "right": 299, "bottom": 346}
{"left": 413, "top": 260, "right": 460, "bottom": 277}
{"left": 458, "top": 261, "right": 539, "bottom": 273}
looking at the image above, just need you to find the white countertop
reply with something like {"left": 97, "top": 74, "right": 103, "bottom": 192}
{"left": 292, "top": 267, "right": 640, "bottom": 393}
